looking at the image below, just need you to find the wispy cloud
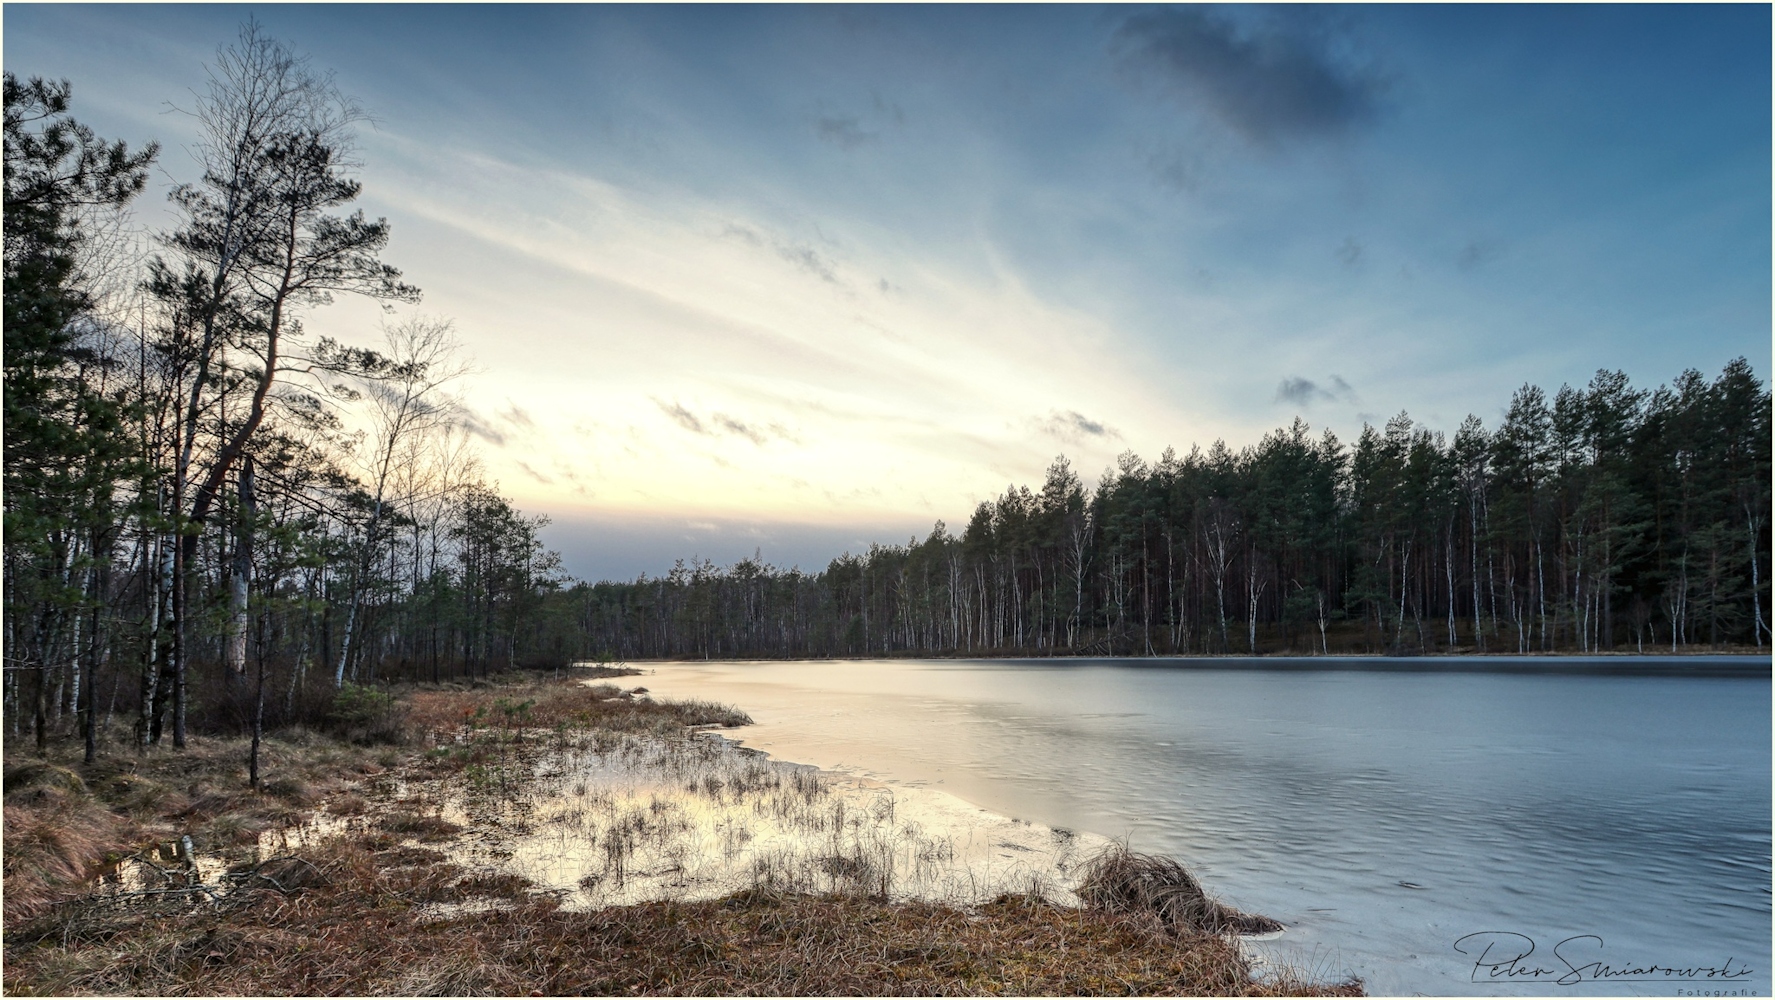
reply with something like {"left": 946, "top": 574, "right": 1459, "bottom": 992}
{"left": 714, "top": 413, "right": 765, "bottom": 444}
{"left": 1275, "top": 374, "right": 1358, "bottom": 408}
{"left": 815, "top": 115, "right": 875, "bottom": 150}
{"left": 656, "top": 399, "right": 706, "bottom": 434}
{"left": 1035, "top": 409, "right": 1121, "bottom": 444}
{"left": 723, "top": 223, "right": 841, "bottom": 284}
{"left": 655, "top": 398, "right": 793, "bottom": 446}
{"left": 1113, "top": 8, "right": 1383, "bottom": 146}
{"left": 459, "top": 409, "right": 508, "bottom": 446}
{"left": 776, "top": 243, "right": 840, "bottom": 283}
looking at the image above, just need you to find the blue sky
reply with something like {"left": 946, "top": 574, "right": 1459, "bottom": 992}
{"left": 6, "top": 4, "right": 1769, "bottom": 581}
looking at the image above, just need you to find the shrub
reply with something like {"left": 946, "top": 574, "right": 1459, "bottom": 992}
{"left": 325, "top": 684, "right": 406, "bottom": 745}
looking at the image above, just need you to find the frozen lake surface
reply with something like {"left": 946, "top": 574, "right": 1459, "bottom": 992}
{"left": 640, "top": 656, "right": 1771, "bottom": 996}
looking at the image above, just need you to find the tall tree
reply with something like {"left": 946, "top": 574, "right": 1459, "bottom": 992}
{"left": 147, "top": 24, "right": 419, "bottom": 744}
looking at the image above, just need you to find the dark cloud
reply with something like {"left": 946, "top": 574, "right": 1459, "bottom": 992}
{"left": 459, "top": 400, "right": 541, "bottom": 446}
{"left": 1113, "top": 8, "right": 1382, "bottom": 146}
{"left": 815, "top": 115, "right": 876, "bottom": 150}
{"left": 1456, "top": 240, "right": 1503, "bottom": 271}
{"left": 515, "top": 460, "right": 553, "bottom": 484}
{"left": 1037, "top": 409, "right": 1120, "bottom": 443}
{"left": 1275, "top": 374, "right": 1358, "bottom": 408}
{"left": 1336, "top": 237, "right": 1363, "bottom": 266}
{"left": 458, "top": 407, "right": 508, "bottom": 446}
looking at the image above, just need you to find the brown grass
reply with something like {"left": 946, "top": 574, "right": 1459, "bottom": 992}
{"left": 4, "top": 836, "right": 1357, "bottom": 996}
{"left": 1076, "top": 844, "right": 1284, "bottom": 935}
{"left": 4, "top": 672, "right": 1360, "bottom": 997}
{"left": 1, "top": 672, "right": 747, "bottom": 933}
{"left": 403, "top": 675, "right": 750, "bottom": 739}
{"left": 1, "top": 730, "right": 382, "bottom": 928}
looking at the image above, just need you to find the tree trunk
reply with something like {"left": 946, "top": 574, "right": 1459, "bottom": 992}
{"left": 226, "top": 456, "right": 256, "bottom": 674}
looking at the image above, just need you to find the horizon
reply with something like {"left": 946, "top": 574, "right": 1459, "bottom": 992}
{"left": 6, "top": 4, "right": 1769, "bottom": 582}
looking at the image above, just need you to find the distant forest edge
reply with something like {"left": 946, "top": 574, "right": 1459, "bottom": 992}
{"left": 589, "top": 361, "right": 1769, "bottom": 661}
{"left": 3, "top": 41, "right": 1770, "bottom": 755}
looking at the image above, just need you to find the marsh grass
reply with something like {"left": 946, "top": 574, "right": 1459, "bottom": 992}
{"left": 5, "top": 832, "right": 1358, "bottom": 996}
{"left": 1076, "top": 844, "right": 1285, "bottom": 935}
{"left": 4, "top": 670, "right": 1359, "bottom": 996}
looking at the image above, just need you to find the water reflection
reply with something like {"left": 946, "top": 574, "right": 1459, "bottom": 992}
{"left": 436, "top": 730, "right": 1110, "bottom": 909}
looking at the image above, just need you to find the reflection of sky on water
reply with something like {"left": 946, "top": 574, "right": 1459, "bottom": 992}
{"left": 641, "top": 659, "right": 1771, "bottom": 997}
{"left": 433, "top": 731, "right": 1109, "bottom": 911}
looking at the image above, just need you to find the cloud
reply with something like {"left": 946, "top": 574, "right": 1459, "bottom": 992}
{"left": 1336, "top": 237, "right": 1363, "bottom": 266}
{"left": 776, "top": 243, "right": 840, "bottom": 283}
{"left": 723, "top": 222, "right": 841, "bottom": 284}
{"left": 871, "top": 93, "right": 906, "bottom": 125}
{"left": 714, "top": 413, "right": 765, "bottom": 444}
{"left": 1456, "top": 240, "right": 1503, "bottom": 271}
{"left": 720, "top": 224, "right": 764, "bottom": 247}
{"left": 655, "top": 399, "right": 792, "bottom": 446}
{"left": 515, "top": 459, "right": 553, "bottom": 484}
{"left": 1275, "top": 374, "right": 1358, "bottom": 408}
{"left": 1142, "top": 146, "right": 1204, "bottom": 192}
{"left": 457, "top": 407, "right": 509, "bottom": 446}
{"left": 1112, "top": 8, "right": 1382, "bottom": 145}
{"left": 1036, "top": 409, "right": 1121, "bottom": 443}
{"left": 815, "top": 115, "right": 876, "bottom": 150}
{"left": 655, "top": 398, "right": 706, "bottom": 434}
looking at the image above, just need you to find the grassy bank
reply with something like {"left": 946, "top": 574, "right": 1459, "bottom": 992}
{"left": 4, "top": 669, "right": 1360, "bottom": 996}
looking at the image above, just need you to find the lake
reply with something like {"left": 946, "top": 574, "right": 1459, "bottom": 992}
{"left": 639, "top": 656, "right": 1771, "bottom": 997}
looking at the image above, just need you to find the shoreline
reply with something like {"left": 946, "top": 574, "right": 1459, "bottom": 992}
{"left": 4, "top": 668, "right": 1360, "bottom": 996}
{"left": 611, "top": 652, "right": 1770, "bottom": 679}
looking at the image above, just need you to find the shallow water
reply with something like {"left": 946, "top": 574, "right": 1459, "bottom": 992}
{"left": 432, "top": 729, "right": 1109, "bottom": 910}
{"left": 638, "top": 657, "right": 1772, "bottom": 997}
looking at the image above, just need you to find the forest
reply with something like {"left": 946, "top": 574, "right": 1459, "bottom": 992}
{"left": 5, "top": 30, "right": 1770, "bottom": 758}
{"left": 579, "top": 362, "right": 1769, "bottom": 661}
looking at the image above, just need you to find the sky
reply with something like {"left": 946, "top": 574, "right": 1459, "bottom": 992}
{"left": 6, "top": 4, "right": 1770, "bottom": 581}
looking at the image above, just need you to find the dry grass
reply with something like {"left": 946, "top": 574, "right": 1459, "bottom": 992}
{"left": 4, "top": 835, "right": 1357, "bottom": 996}
{"left": 4, "top": 671, "right": 1360, "bottom": 997}
{"left": 1, "top": 730, "right": 383, "bottom": 928}
{"left": 0, "top": 671, "right": 748, "bottom": 935}
{"left": 1075, "top": 844, "right": 1284, "bottom": 935}
{"left": 403, "top": 675, "right": 749, "bottom": 742}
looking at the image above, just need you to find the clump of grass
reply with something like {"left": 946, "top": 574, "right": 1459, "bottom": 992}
{"left": 259, "top": 775, "right": 308, "bottom": 801}
{"left": 1, "top": 794, "right": 122, "bottom": 925}
{"left": 4, "top": 762, "right": 89, "bottom": 799}
{"left": 378, "top": 811, "right": 462, "bottom": 841}
{"left": 1074, "top": 844, "right": 1283, "bottom": 936}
